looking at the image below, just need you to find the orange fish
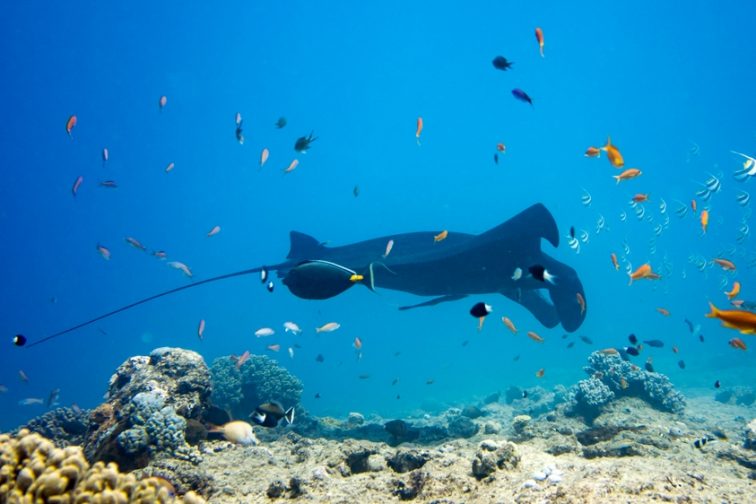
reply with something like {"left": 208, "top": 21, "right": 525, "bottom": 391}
{"left": 713, "top": 258, "right": 736, "bottom": 271}
{"left": 434, "top": 230, "right": 448, "bottom": 243}
{"left": 599, "top": 348, "right": 619, "bottom": 355}
{"left": 159, "top": 95, "right": 167, "bottom": 109}
{"left": 383, "top": 239, "right": 394, "bottom": 258}
{"left": 656, "top": 307, "right": 670, "bottom": 316}
{"left": 534, "top": 27, "right": 544, "bottom": 57}
{"left": 725, "top": 281, "right": 741, "bottom": 300}
{"left": 207, "top": 225, "right": 221, "bottom": 237}
{"left": 631, "top": 193, "right": 649, "bottom": 203}
{"left": 198, "top": 319, "right": 205, "bottom": 340}
{"left": 284, "top": 159, "right": 299, "bottom": 173}
{"left": 165, "top": 162, "right": 175, "bottom": 173}
{"left": 729, "top": 338, "right": 747, "bottom": 351}
{"left": 260, "top": 148, "right": 270, "bottom": 168}
{"left": 700, "top": 209, "right": 709, "bottom": 234}
{"left": 526, "top": 331, "right": 544, "bottom": 343}
{"left": 691, "top": 199, "right": 697, "bottom": 213}
{"left": 496, "top": 143, "right": 506, "bottom": 153}
{"left": 628, "top": 263, "right": 661, "bottom": 285}
{"left": 584, "top": 146, "right": 601, "bottom": 158}
{"left": 353, "top": 337, "right": 363, "bottom": 350}
{"left": 613, "top": 168, "right": 642, "bottom": 184}
{"left": 601, "top": 137, "right": 624, "bottom": 168}
{"left": 706, "top": 302, "right": 756, "bottom": 335}
{"left": 535, "top": 368, "right": 545, "bottom": 378}
{"left": 65, "top": 115, "right": 77, "bottom": 137}
{"left": 501, "top": 316, "right": 517, "bottom": 334}
{"left": 71, "top": 176, "right": 84, "bottom": 197}
{"left": 576, "top": 293, "right": 586, "bottom": 316}
{"left": 415, "top": 117, "right": 423, "bottom": 145}
{"left": 234, "top": 350, "right": 250, "bottom": 369}
{"left": 266, "top": 344, "right": 281, "bottom": 352}
{"left": 610, "top": 253, "right": 619, "bottom": 271}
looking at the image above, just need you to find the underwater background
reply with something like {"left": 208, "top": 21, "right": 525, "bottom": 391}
{"left": 1, "top": 0, "right": 754, "bottom": 433}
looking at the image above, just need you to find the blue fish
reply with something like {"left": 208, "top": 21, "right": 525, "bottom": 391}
{"left": 512, "top": 88, "right": 533, "bottom": 106}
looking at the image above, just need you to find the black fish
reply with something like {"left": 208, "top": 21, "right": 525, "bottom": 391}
{"left": 699, "top": 334, "right": 705, "bottom": 342}
{"left": 294, "top": 131, "right": 317, "bottom": 153}
{"left": 624, "top": 346, "right": 640, "bottom": 356}
{"left": 353, "top": 185, "right": 360, "bottom": 197}
{"left": 714, "top": 380, "right": 720, "bottom": 388}
{"left": 494, "top": 153, "right": 499, "bottom": 164}
{"left": 391, "top": 378, "right": 399, "bottom": 386}
{"left": 513, "top": 354, "right": 521, "bottom": 361}
{"left": 528, "top": 264, "right": 556, "bottom": 284}
{"left": 492, "top": 56, "right": 513, "bottom": 71}
{"left": 274, "top": 117, "right": 287, "bottom": 129}
{"left": 315, "top": 354, "right": 325, "bottom": 363}
{"left": 684, "top": 318, "right": 694, "bottom": 332}
{"left": 250, "top": 401, "right": 294, "bottom": 428}
{"left": 677, "top": 360, "right": 686, "bottom": 369}
{"left": 462, "top": 340, "right": 469, "bottom": 347}
{"left": 628, "top": 334, "right": 638, "bottom": 345}
{"left": 470, "top": 302, "right": 492, "bottom": 318}
{"left": 567, "top": 341, "right": 575, "bottom": 348}
{"left": 645, "top": 358, "right": 655, "bottom": 373}
{"left": 561, "top": 334, "right": 568, "bottom": 339}
{"left": 512, "top": 88, "right": 533, "bottom": 106}
{"left": 18, "top": 204, "right": 588, "bottom": 348}
{"left": 569, "top": 226, "right": 575, "bottom": 239}
{"left": 314, "top": 393, "right": 320, "bottom": 399}
{"left": 522, "top": 390, "right": 528, "bottom": 399}
{"left": 580, "top": 335, "right": 593, "bottom": 345}
{"left": 13, "top": 334, "right": 26, "bottom": 347}
{"left": 643, "top": 339, "right": 664, "bottom": 348}
{"left": 266, "top": 281, "right": 275, "bottom": 293}
{"left": 693, "top": 435, "right": 714, "bottom": 449}
{"left": 235, "top": 125, "right": 244, "bottom": 144}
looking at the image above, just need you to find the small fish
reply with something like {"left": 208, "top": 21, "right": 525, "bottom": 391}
{"left": 383, "top": 239, "right": 394, "bottom": 258}
{"left": 596, "top": 215, "right": 607, "bottom": 234}
{"left": 713, "top": 258, "right": 736, "bottom": 271}
{"left": 511, "top": 267, "right": 522, "bottom": 280}
{"left": 152, "top": 250, "right": 167, "bottom": 259}
{"left": 19, "top": 398, "right": 44, "bottom": 406}
{"left": 207, "top": 225, "right": 221, "bottom": 237}
{"left": 529, "top": 264, "right": 556, "bottom": 284}
{"left": 511, "top": 88, "right": 533, "bottom": 106}
{"left": 699, "top": 334, "right": 705, "bottom": 342}
{"left": 619, "top": 210, "right": 627, "bottom": 222}
{"left": 266, "top": 344, "right": 280, "bottom": 352}
{"left": 579, "top": 229, "right": 589, "bottom": 244}
{"left": 260, "top": 148, "right": 270, "bottom": 168}
{"left": 426, "top": 379, "right": 435, "bottom": 385}
{"left": 491, "top": 56, "right": 513, "bottom": 70}
{"left": 266, "top": 281, "right": 274, "bottom": 293}
{"left": 198, "top": 319, "right": 205, "bottom": 340}
{"left": 677, "top": 360, "right": 686, "bottom": 369}
{"left": 434, "top": 230, "right": 448, "bottom": 242}
{"left": 728, "top": 337, "right": 747, "bottom": 350}
{"left": 502, "top": 316, "right": 517, "bottom": 334}
{"left": 316, "top": 322, "right": 341, "bottom": 333}
{"left": 283, "top": 159, "right": 299, "bottom": 173}
{"left": 644, "top": 339, "right": 665, "bottom": 348}
{"left": 632, "top": 193, "right": 649, "bottom": 203}
{"left": 700, "top": 209, "right": 709, "bottom": 234}
{"left": 629, "top": 334, "right": 638, "bottom": 344}
{"left": 288, "top": 347, "right": 294, "bottom": 359}
{"left": 645, "top": 357, "right": 655, "bottom": 372}
{"left": 704, "top": 173, "right": 721, "bottom": 192}
{"left": 13, "top": 334, "right": 27, "bottom": 347}
{"left": 526, "top": 331, "right": 544, "bottom": 343}
{"left": 535, "top": 368, "right": 545, "bottom": 378}
{"left": 581, "top": 189, "right": 592, "bottom": 207}
{"left": 567, "top": 236, "right": 580, "bottom": 254}
{"left": 18, "top": 370, "right": 29, "bottom": 382}
{"left": 260, "top": 268, "right": 269, "bottom": 283}
{"left": 470, "top": 302, "right": 492, "bottom": 331}
{"left": 628, "top": 263, "right": 661, "bottom": 284}
{"left": 566, "top": 342, "right": 575, "bottom": 348}
{"left": 691, "top": 199, "right": 697, "bottom": 213}
{"left": 71, "top": 176, "right": 84, "bottom": 197}
{"left": 235, "top": 112, "right": 243, "bottom": 126}
{"left": 522, "top": 390, "right": 529, "bottom": 399}
{"left": 99, "top": 180, "right": 117, "bottom": 188}
{"left": 580, "top": 335, "right": 593, "bottom": 345}
{"left": 614, "top": 168, "right": 642, "bottom": 184}
{"left": 534, "top": 27, "right": 545, "bottom": 57}
{"left": 234, "top": 350, "right": 251, "bottom": 370}
{"left": 494, "top": 153, "right": 499, "bottom": 164}
{"left": 576, "top": 292, "right": 586, "bottom": 316}
{"left": 585, "top": 146, "right": 601, "bottom": 158}
{"left": 159, "top": 96, "right": 167, "bottom": 109}
{"left": 611, "top": 253, "right": 620, "bottom": 271}
{"left": 353, "top": 185, "right": 360, "bottom": 197}
{"left": 65, "top": 115, "right": 77, "bottom": 137}
{"left": 255, "top": 327, "right": 275, "bottom": 338}
{"left": 102, "top": 148, "right": 109, "bottom": 164}
{"left": 619, "top": 377, "right": 629, "bottom": 389}
{"left": 672, "top": 345, "right": 679, "bottom": 353}
{"left": 353, "top": 337, "right": 362, "bottom": 350}
{"left": 659, "top": 198, "right": 667, "bottom": 214}
{"left": 283, "top": 322, "right": 302, "bottom": 335}
{"left": 714, "top": 380, "right": 720, "bottom": 388}
{"left": 235, "top": 125, "right": 244, "bottom": 145}
{"left": 165, "top": 162, "right": 175, "bottom": 173}
{"left": 250, "top": 402, "right": 294, "bottom": 428}
{"left": 657, "top": 308, "right": 670, "bottom": 317}
{"left": 167, "top": 261, "right": 192, "bottom": 277}
{"left": 96, "top": 243, "right": 111, "bottom": 260}
{"left": 47, "top": 388, "right": 60, "bottom": 408}
{"left": 601, "top": 137, "right": 624, "bottom": 168}
{"left": 275, "top": 117, "right": 287, "bottom": 129}
{"left": 125, "top": 237, "right": 146, "bottom": 251}
{"left": 624, "top": 346, "right": 640, "bottom": 356}
{"left": 496, "top": 143, "right": 506, "bottom": 153}
{"left": 415, "top": 117, "right": 423, "bottom": 145}
{"left": 315, "top": 354, "right": 325, "bottom": 363}
{"left": 212, "top": 421, "right": 257, "bottom": 445}
{"left": 725, "top": 281, "right": 741, "bottom": 300}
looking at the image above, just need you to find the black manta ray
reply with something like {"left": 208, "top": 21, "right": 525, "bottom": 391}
{"left": 17, "top": 204, "right": 586, "bottom": 348}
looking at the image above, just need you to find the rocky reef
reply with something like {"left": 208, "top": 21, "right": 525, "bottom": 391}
{"left": 210, "top": 354, "right": 303, "bottom": 420}
{"left": 565, "top": 350, "right": 686, "bottom": 422}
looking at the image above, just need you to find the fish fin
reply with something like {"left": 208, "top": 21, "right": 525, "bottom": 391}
{"left": 613, "top": 175, "right": 621, "bottom": 184}
{"left": 284, "top": 407, "right": 295, "bottom": 425}
{"left": 287, "top": 231, "right": 324, "bottom": 259}
{"left": 398, "top": 294, "right": 467, "bottom": 311}
{"left": 705, "top": 302, "right": 717, "bottom": 318}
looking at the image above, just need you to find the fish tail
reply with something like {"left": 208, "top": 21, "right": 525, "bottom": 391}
{"left": 613, "top": 175, "right": 621, "bottom": 184}
{"left": 284, "top": 407, "right": 295, "bottom": 425}
{"left": 705, "top": 302, "right": 718, "bottom": 318}
{"left": 627, "top": 272, "right": 633, "bottom": 286}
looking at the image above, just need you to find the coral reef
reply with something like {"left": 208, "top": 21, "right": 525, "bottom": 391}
{"left": 210, "top": 355, "right": 303, "bottom": 420}
{"left": 565, "top": 350, "right": 685, "bottom": 422}
{"left": 22, "top": 407, "right": 89, "bottom": 448}
{"left": 0, "top": 429, "right": 205, "bottom": 503}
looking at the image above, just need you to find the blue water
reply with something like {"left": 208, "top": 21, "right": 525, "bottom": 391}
{"left": 1, "top": 1, "right": 754, "bottom": 431}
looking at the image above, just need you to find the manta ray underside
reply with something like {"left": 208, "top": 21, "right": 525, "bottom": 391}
{"left": 20, "top": 203, "right": 586, "bottom": 348}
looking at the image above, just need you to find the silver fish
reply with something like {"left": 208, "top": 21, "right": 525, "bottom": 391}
{"left": 634, "top": 205, "right": 645, "bottom": 220}
{"left": 512, "top": 267, "right": 523, "bottom": 280}
{"left": 704, "top": 173, "right": 722, "bottom": 193}
{"left": 696, "top": 187, "right": 712, "bottom": 201}
{"left": 675, "top": 201, "right": 688, "bottom": 218}
{"left": 579, "top": 230, "right": 590, "bottom": 244}
{"left": 567, "top": 236, "right": 581, "bottom": 254}
{"left": 731, "top": 151, "right": 756, "bottom": 176}
{"left": 19, "top": 398, "right": 44, "bottom": 406}
{"left": 619, "top": 210, "right": 627, "bottom": 222}
{"left": 736, "top": 191, "right": 750, "bottom": 207}
{"left": 623, "top": 241, "right": 631, "bottom": 257}
{"left": 659, "top": 198, "right": 667, "bottom": 214}
{"left": 624, "top": 261, "right": 633, "bottom": 275}
{"left": 596, "top": 214, "right": 607, "bottom": 234}
{"left": 581, "top": 189, "right": 592, "bottom": 207}
{"left": 719, "top": 276, "right": 729, "bottom": 290}
{"left": 662, "top": 214, "right": 670, "bottom": 228}
{"left": 654, "top": 224, "right": 663, "bottom": 237}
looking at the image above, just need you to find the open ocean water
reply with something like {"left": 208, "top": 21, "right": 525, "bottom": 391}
{"left": 1, "top": 0, "right": 754, "bottom": 441}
